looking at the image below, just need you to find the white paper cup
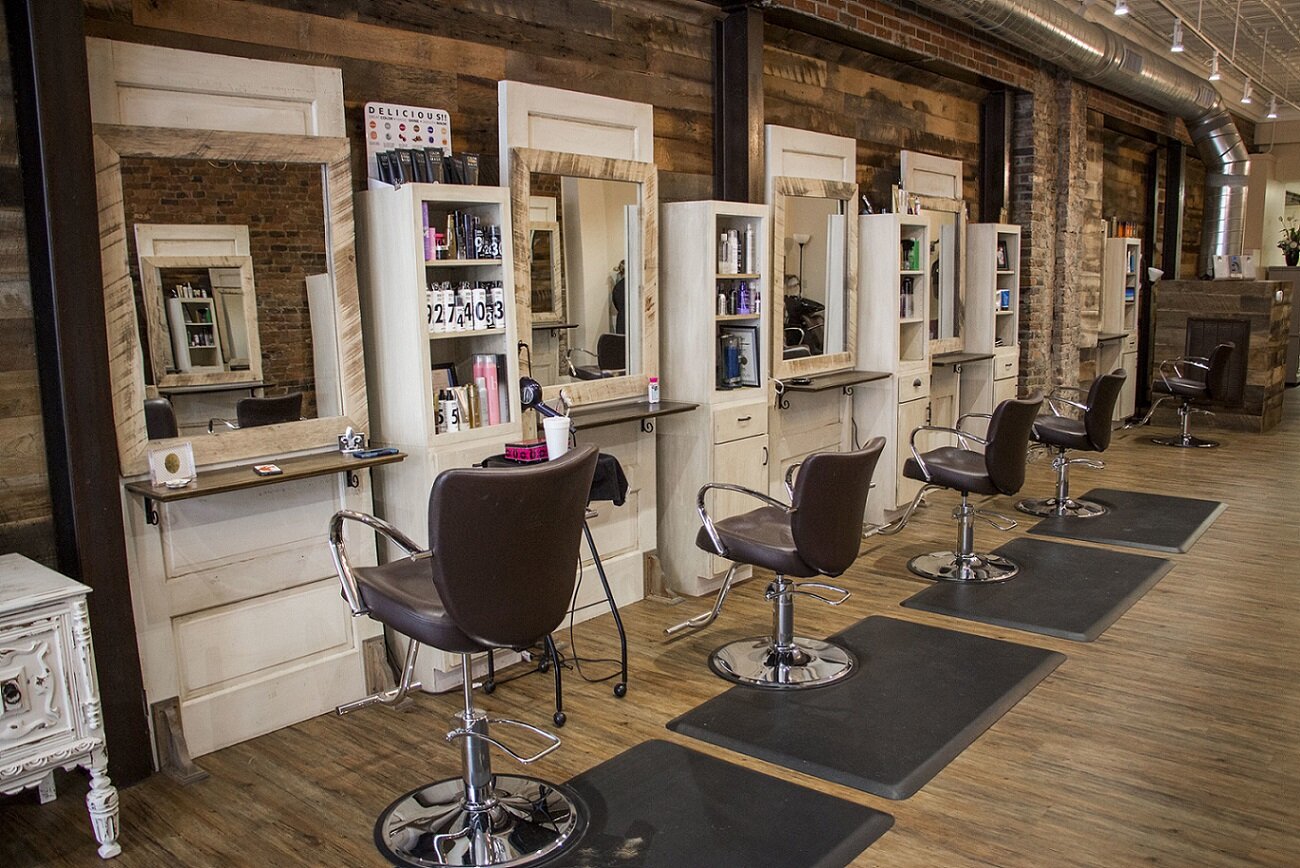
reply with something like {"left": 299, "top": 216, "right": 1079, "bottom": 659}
{"left": 542, "top": 416, "right": 572, "bottom": 460}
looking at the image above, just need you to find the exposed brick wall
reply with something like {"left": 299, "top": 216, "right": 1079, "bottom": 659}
{"left": 1011, "top": 73, "right": 1056, "bottom": 395}
{"left": 1051, "top": 74, "right": 1089, "bottom": 389}
{"left": 119, "top": 157, "right": 328, "bottom": 416}
{"left": 1078, "top": 111, "right": 1105, "bottom": 381}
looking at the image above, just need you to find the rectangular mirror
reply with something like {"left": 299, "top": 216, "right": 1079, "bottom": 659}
{"left": 920, "top": 197, "right": 966, "bottom": 353}
{"left": 138, "top": 255, "right": 261, "bottom": 384}
{"left": 771, "top": 176, "right": 858, "bottom": 380}
{"left": 510, "top": 148, "right": 657, "bottom": 406}
{"left": 95, "top": 126, "right": 368, "bottom": 476}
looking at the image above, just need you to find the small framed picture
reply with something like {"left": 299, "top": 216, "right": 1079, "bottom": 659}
{"left": 148, "top": 442, "right": 196, "bottom": 487}
{"left": 430, "top": 361, "right": 459, "bottom": 391}
{"left": 996, "top": 240, "right": 1009, "bottom": 270}
{"left": 720, "top": 324, "right": 761, "bottom": 387}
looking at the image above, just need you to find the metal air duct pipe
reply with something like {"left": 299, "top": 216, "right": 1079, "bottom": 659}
{"left": 918, "top": 0, "right": 1249, "bottom": 274}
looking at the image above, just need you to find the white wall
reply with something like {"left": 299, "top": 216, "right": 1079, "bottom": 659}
{"left": 561, "top": 177, "right": 637, "bottom": 359}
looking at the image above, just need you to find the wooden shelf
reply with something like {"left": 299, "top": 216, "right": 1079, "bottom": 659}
{"left": 568, "top": 400, "right": 697, "bottom": 433}
{"left": 715, "top": 313, "right": 760, "bottom": 322}
{"left": 781, "top": 369, "right": 890, "bottom": 393}
{"left": 531, "top": 322, "right": 579, "bottom": 331}
{"left": 715, "top": 273, "right": 760, "bottom": 280}
{"left": 126, "top": 449, "right": 407, "bottom": 510}
{"left": 900, "top": 269, "right": 924, "bottom": 276}
{"left": 428, "top": 326, "right": 509, "bottom": 340}
{"left": 932, "top": 351, "right": 994, "bottom": 369}
{"left": 900, "top": 316, "right": 925, "bottom": 324}
{"left": 424, "top": 258, "right": 502, "bottom": 267}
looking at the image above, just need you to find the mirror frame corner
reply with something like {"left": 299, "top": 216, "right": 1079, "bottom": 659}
{"left": 509, "top": 146, "right": 659, "bottom": 407}
{"left": 95, "top": 124, "right": 369, "bottom": 477}
{"left": 770, "top": 175, "right": 859, "bottom": 382}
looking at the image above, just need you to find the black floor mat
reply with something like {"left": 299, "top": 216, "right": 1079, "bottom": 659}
{"left": 666, "top": 617, "right": 1065, "bottom": 800}
{"left": 1027, "top": 488, "right": 1225, "bottom": 553}
{"left": 901, "top": 537, "right": 1174, "bottom": 641}
{"left": 553, "top": 740, "right": 893, "bottom": 867}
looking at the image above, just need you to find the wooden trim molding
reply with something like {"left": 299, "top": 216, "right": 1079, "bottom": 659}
{"left": 93, "top": 125, "right": 369, "bottom": 476}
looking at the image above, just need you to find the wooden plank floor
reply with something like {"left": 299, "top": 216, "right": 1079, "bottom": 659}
{"left": 6, "top": 399, "right": 1300, "bottom": 866}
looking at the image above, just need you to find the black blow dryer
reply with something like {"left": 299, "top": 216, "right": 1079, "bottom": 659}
{"left": 520, "top": 376, "right": 562, "bottom": 418}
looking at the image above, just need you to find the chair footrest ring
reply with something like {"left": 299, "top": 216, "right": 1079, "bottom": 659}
{"left": 708, "top": 636, "right": 856, "bottom": 689}
{"left": 1015, "top": 497, "right": 1108, "bottom": 519}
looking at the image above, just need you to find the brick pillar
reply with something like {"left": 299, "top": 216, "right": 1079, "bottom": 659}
{"left": 1011, "top": 71, "right": 1056, "bottom": 395}
{"left": 1051, "top": 73, "right": 1090, "bottom": 389}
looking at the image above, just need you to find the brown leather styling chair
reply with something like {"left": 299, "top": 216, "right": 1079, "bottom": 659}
{"left": 143, "top": 397, "right": 178, "bottom": 440}
{"left": 208, "top": 392, "right": 303, "bottom": 433}
{"left": 897, "top": 394, "right": 1042, "bottom": 583}
{"left": 1016, "top": 370, "right": 1127, "bottom": 519}
{"left": 327, "top": 446, "right": 598, "bottom": 868}
{"left": 665, "top": 439, "right": 884, "bottom": 689}
{"left": 1146, "top": 342, "right": 1234, "bottom": 448}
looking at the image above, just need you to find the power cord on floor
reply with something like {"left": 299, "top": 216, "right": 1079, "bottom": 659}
{"left": 563, "top": 555, "right": 622, "bottom": 683}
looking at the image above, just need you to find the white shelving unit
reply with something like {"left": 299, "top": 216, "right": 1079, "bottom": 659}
{"left": 357, "top": 182, "right": 522, "bottom": 687}
{"left": 854, "top": 213, "right": 932, "bottom": 523}
{"left": 966, "top": 223, "right": 1022, "bottom": 423}
{"left": 658, "top": 201, "right": 770, "bottom": 596}
{"left": 166, "top": 296, "right": 223, "bottom": 373}
{"left": 1101, "top": 236, "right": 1142, "bottom": 420}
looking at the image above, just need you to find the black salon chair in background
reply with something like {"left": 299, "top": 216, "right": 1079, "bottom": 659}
{"left": 208, "top": 392, "right": 303, "bottom": 432}
{"left": 1140, "top": 342, "right": 1234, "bottom": 448}
{"left": 1016, "top": 370, "right": 1126, "bottom": 519}
{"left": 567, "top": 333, "right": 626, "bottom": 380}
{"left": 891, "top": 394, "right": 1042, "bottom": 583}
{"left": 144, "top": 397, "right": 178, "bottom": 440}
{"left": 327, "top": 446, "right": 598, "bottom": 868}
{"left": 665, "top": 439, "right": 884, "bottom": 689}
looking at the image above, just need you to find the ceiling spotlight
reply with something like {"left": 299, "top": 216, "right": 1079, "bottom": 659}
{"left": 1171, "top": 18, "right": 1185, "bottom": 52}
{"left": 1241, "top": 79, "right": 1253, "bottom": 105}
{"left": 1114, "top": 0, "right": 1129, "bottom": 15}
{"left": 1268, "top": 96, "right": 1279, "bottom": 119}
{"left": 1208, "top": 52, "right": 1221, "bottom": 81}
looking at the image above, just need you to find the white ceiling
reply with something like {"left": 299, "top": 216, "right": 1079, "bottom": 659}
{"left": 1082, "top": 0, "right": 1300, "bottom": 121}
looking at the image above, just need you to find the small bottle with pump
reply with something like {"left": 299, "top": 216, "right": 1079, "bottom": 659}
{"left": 647, "top": 376, "right": 660, "bottom": 404}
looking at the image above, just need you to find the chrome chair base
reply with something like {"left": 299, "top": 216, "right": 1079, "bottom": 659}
{"left": 709, "top": 636, "right": 856, "bottom": 690}
{"left": 375, "top": 774, "right": 587, "bottom": 868}
{"left": 1151, "top": 433, "right": 1219, "bottom": 448}
{"left": 1014, "top": 496, "right": 1108, "bottom": 519}
{"left": 908, "top": 550, "right": 1019, "bottom": 584}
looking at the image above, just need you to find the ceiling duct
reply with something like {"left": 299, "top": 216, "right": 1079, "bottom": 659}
{"left": 917, "top": 0, "right": 1248, "bottom": 274}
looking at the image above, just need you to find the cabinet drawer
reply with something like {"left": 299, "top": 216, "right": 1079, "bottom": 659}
{"left": 712, "top": 402, "right": 767, "bottom": 445}
{"left": 1123, "top": 333, "right": 1137, "bottom": 352}
{"left": 994, "top": 354, "right": 1017, "bottom": 380}
{"left": 0, "top": 614, "right": 75, "bottom": 754}
{"left": 897, "top": 373, "right": 930, "bottom": 403}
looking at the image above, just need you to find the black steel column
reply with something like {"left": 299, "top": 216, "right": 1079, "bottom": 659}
{"left": 979, "top": 91, "right": 1012, "bottom": 223}
{"left": 1136, "top": 148, "right": 1163, "bottom": 412}
{"left": 6, "top": 0, "right": 151, "bottom": 783}
{"left": 714, "top": 4, "right": 764, "bottom": 203}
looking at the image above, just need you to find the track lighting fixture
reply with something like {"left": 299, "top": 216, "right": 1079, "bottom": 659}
{"left": 1241, "top": 79, "right": 1253, "bottom": 105}
{"left": 1114, "top": 0, "right": 1129, "bottom": 15}
{"left": 1268, "top": 96, "right": 1279, "bottom": 119}
{"left": 1170, "top": 18, "right": 1184, "bottom": 53}
{"left": 1208, "top": 52, "right": 1221, "bottom": 81}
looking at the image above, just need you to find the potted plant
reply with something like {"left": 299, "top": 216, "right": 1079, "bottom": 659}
{"left": 1278, "top": 216, "right": 1300, "bottom": 266}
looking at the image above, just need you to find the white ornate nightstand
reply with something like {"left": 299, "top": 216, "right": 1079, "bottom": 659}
{"left": 0, "top": 553, "right": 121, "bottom": 859}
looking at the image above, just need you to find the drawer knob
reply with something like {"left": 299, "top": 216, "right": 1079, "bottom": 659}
{"left": 912, "top": 378, "right": 922, "bottom": 388}
{"left": 737, "top": 415, "right": 752, "bottom": 423}
{"left": 2, "top": 680, "right": 21, "bottom": 708}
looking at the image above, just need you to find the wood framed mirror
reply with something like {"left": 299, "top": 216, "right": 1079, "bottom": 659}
{"left": 529, "top": 220, "right": 565, "bottom": 326}
{"left": 770, "top": 176, "right": 859, "bottom": 381}
{"left": 917, "top": 196, "right": 967, "bottom": 356}
{"left": 95, "top": 125, "right": 368, "bottom": 477}
{"left": 509, "top": 147, "right": 658, "bottom": 406}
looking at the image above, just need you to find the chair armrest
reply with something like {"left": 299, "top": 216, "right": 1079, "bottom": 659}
{"left": 1045, "top": 394, "right": 1088, "bottom": 417}
{"left": 1053, "top": 385, "right": 1088, "bottom": 395}
{"left": 328, "top": 509, "right": 427, "bottom": 616}
{"left": 784, "top": 461, "right": 803, "bottom": 501}
{"left": 208, "top": 418, "right": 238, "bottom": 433}
{"left": 908, "top": 425, "right": 988, "bottom": 482}
{"left": 696, "top": 482, "right": 792, "bottom": 555}
{"left": 955, "top": 413, "right": 991, "bottom": 432}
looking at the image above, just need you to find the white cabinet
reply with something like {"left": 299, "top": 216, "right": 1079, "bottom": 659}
{"left": 658, "top": 202, "right": 771, "bottom": 596}
{"left": 0, "top": 555, "right": 120, "bottom": 860}
{"left": 964, "top": 223, "right": 1022, "bottom": 437}
{"left": 1102, "top": 237, "right": 1142, "bottom": 420}
{"left": 855, "top": 214, "right": 932, "bottom": 522}
{"left": 357, "top": 183, "right": 522, "bottom": 684}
